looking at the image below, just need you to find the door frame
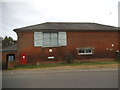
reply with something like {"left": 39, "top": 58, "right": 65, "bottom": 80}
{"left": 6, "top": 54, "right": 15, "bottom": 68}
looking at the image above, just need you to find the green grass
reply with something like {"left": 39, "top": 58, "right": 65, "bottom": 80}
{"left": 7, "top": 60, "right": 119, "bottom": 70}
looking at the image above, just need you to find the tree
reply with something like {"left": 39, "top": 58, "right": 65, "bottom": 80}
{"left": 0, "top": 37, "right": 3, "bottom": 49}
{"left": 2, "top": 36, "right": 15, "bottom": 48}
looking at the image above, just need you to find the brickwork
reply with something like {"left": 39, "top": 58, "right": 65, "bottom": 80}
{"left": 15, "top": 31, "right": 119, "bottom": 64}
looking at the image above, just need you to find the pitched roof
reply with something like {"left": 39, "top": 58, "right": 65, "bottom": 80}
{"left": 14, "top": 22, "right": 118, "bottom": 32}
{"left": 2, "top": 44, "right": 17, "bottom": 52}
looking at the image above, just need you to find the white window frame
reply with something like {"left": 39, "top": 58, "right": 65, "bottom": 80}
{"left": 77, "top": 48, "right": 94, "bottom": 55}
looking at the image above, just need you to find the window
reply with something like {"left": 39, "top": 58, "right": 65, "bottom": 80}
{"left": 34, "top": 32, "right": 67, "bottom": 47}
{"left": 43, "top": 32, "right": 58, "bottom": 46}
{"left": 77, "top": 48, "right": 93, "bottom": 55}
{"left": 8, "top": 56, "right": 14, "bottom": 61}
{"left": 7, "top": 54, "right": 15, "bottom": 61}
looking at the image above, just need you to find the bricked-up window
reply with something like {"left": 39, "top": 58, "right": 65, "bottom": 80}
{"left": 34, "top": 32, "right": 67, "bottom": 47}
{"left": 77, "top": 48, "right": 93, "bottom": 55}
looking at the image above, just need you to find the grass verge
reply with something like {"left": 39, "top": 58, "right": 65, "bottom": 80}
{"left": 7, "top": 60, "right": 119, "bottom": 70}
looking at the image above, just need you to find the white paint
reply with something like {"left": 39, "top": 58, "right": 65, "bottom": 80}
{"left": 48, "top": 56, "right": 54, "bottom": 59}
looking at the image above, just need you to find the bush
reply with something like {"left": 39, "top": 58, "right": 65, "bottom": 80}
{"left": 115, "top": 52, "right": 120, "bottom": 61}
{"left": 64, "top": 54, "right": 74, "bottom": 64}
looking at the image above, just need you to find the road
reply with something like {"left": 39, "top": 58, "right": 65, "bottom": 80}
{"left": 2, "top": 68, "right": 118, "bottom": 88}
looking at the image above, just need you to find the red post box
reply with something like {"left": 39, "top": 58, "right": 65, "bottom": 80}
{"left": 21, "top": 53, "right": 27, "bottom": 64}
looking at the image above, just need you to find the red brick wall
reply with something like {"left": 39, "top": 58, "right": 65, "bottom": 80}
{"left": 118, "top": 31, "right": 120, "bottom": 51}
{"left": 16, "top": 31, "right": 119, "bottom": 64}
{"left": 67, "top": 31, "right": 118, "bottom": 59}
{"left": 2, "top": 52, "right": 16, "bottom": 69}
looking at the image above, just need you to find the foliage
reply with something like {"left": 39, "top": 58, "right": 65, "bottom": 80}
{"left": 2, "top": 36, "right": 16, "bottom": 48}
{"left": 64, "top": 53, "right": 74, "bottom": 64}
{"left": 0, "top": 37, "right": 2, "bottom": 48}
{"left": 115, "top": 52, "right": 120, "bottom": 61}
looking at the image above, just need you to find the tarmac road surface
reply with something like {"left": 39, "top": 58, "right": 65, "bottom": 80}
{"left": 2, "top": 68, "right": 118, "bottom": 88}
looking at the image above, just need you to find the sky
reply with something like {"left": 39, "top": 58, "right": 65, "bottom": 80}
{"left": 0, "top": 0, "right": 120, "bottom": 40}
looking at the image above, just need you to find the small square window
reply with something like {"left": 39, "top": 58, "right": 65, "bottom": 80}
{"left": 8, "top": 55, "right": 15, "bottom": 61}
{"left": 77, "top": 48, "right": 93, "bottom": 55}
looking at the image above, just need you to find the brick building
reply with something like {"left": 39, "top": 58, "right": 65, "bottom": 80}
{"left": 1, "top": 44, "right": 16, "bottom": 69}
{"left": 12, "top": 22, "right": 119, "bottom": 65}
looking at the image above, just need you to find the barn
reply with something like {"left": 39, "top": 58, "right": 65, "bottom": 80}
{"left": 11, "top": 22, "right": 119, "bottom": 65}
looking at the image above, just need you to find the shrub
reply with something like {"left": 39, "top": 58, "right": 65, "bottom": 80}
{"left": 115, "top": 52, "right": 120, "bottom": 61}
{"left": 64, "top": 54, "right": 74, "bottom": 64}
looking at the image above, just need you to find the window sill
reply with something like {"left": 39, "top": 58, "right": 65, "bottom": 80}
{"left": 78, "top": 53, "right": 93, "bottom": 55}
{"left": 34, "top": 46, "right": 67, "bottom": 48}
{"left": 41, "top": 45, "right": 66, "bottom": 48}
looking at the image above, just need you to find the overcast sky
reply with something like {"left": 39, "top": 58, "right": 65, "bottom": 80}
{"left": 1, "top": 0, "right": 120, "bottom": 40}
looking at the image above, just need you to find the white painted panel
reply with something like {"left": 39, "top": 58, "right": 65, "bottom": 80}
{"left": 43, "top": 33, "right": 50, "bottom": 37}
{"left": 43, "top": 37, "right": 50, "bottom": 46}
{"left": 51, "top": 37, "right": 58, "bottom": 46}
{"left": 51, "top": 33, "right": 57, "bottom": 37}
{"left": 59, "top": 39, "right": 67, "bottom": 46}
{"left": 58, "top": 32, "right": 67, "bottom": 46}
{"left": 34, "top": 32, "right": 43, "bottom": 46}
{"left": 59, "top": 32, "right": 66, "bottom": 39}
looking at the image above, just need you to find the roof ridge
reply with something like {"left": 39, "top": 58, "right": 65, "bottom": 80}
{"left": 45, "top": 22, "right": 96, "bottom": 24}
